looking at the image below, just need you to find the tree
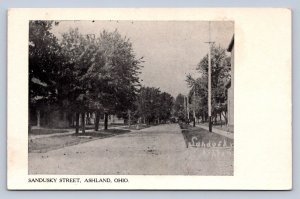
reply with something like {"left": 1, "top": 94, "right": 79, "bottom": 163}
{"left": 82, "top": 30, "right": 143, "bottom": 130}
{"left": 29, "top": 21, "right": 66, "bottom": 128}
{"left": 158, "top": 92, "right": 174, "bottom": 123}
{"left": 30, "top": 24, "right": 143, "bottom": 132}
{"left": 135, "top": 87, "right": 174, "bottom": 124}
{"left": 186, "top": 44, "right": 231, "bottom": 124}
{"left": 60, "top": 28, "right": 95, "bottom": 133}
{"left": 60, "top": 29, "right": 143, "bottom": 131}
{"left": 136, "top": 87, "right": 159, "bottom": 124}
{"left": 186, "top": 76, "right": 208, "bottom": 122}
{"left": 173, "top": 94, "right": 185, "bottom": 121}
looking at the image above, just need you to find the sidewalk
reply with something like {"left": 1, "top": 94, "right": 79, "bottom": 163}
{"left": 29, "top": 130, "right": 77, "bottom": 140}
{"left": 196, "top": 124, "right": 234, "bottom": 139}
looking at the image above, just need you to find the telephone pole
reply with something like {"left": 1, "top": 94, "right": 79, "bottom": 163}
{"left": 193, "top": 87, "right": 196, "bottom": 127}
{"left": 183, "top": 95, "right": 190, "bottom": 123}
{"left": 205, "top": 21, "right": 214, "bottom": 132}
{"left": 183, "top": 95, "right": 186, "bottom": 120}
{"left": 187, "top": 95, "right": 190, "bottom": 121}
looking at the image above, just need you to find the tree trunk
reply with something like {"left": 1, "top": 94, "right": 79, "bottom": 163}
{"left": 222, "top": 111, "right": 228, "bottom": 125}
{"left": 104, "top": 112, "right": 108, "bottom": 130}
{"left": 220, "top": 113, "right": 222, "bottom": 127}
{"left": 75, "top": 112, "right": 80, "bottom": 134}
{"left": 81, "top": 112, "right": 85, "bottom": 133}
{"left": 128, "top": 110, "right": 131, "bottom": 127}
{"left": 94, "top": 111, "right": 100, "bottom": 131}
{"left": 36, "top": 110, "right": 40, "bottom": 127}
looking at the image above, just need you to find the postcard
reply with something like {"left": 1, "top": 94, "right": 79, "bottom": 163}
{"left": 7, "top": 8, "right": 292, "bottom": 190}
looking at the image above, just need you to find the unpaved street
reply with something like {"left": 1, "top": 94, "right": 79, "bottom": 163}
{"left": 29, "top": 124, "right": 233, "bottom": 175}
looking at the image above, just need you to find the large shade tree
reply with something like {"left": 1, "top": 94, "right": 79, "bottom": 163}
{"left": 29, "top": 21, "right": 67, "bottom": 128}
{"left": 60, "top": 28, "right": 143, "bottom": 131}
{"left": 30, "top": 22, "right": 144, "bottom": 132}
{"left": 60, "top": 28, "right": 96, "bottom": 133}
{"left": 82, "top": 30, "right": 143, "bottom": 130}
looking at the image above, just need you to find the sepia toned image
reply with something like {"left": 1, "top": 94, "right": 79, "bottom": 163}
{"left": 28, "top": 20, "right": 234, "bottom": 176}
{"left": 7, "top": 8, "right": 292, "bottom": 190}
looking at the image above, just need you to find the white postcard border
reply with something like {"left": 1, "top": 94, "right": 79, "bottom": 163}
{"left": 7, "top": 8, "right": 292, "bottom": 190}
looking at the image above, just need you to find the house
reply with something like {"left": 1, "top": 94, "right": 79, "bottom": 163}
{"left": 30, "top": 106, "right": 125, "bottom": 129}
{"left": 108, "top": 115, "right": 125, "bottom": 124}
{"left": 90, "top": 113, "right": 125, "bottom": 125}
{"left": 29, "top": 104, "right": 71, "bottom": 128}
{"left": 226, "top": 35, "right": 234, "bottom": 131}
{"left": 29, "top": 75, "right": 124, "bottom": 129}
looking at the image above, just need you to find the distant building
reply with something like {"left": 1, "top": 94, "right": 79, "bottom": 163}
{"left": 226, "top": 35, "right": 234, "bottom": 130}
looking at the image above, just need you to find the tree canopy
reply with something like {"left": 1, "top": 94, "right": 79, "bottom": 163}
{"left": 29, "top": 21, "right": 65, "bottom": 107}
{"left": 29, "top": 22, "right": 144, "bottom": 131}
{"left": 185, "top": 44, "right": 231, "bottom": 123}
{"left": 134, "top": 86, "right": 174, "bottom": 124}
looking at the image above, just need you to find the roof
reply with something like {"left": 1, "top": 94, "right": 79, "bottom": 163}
{"left": 227, "top": 35, "right": 234, "bottom": 52}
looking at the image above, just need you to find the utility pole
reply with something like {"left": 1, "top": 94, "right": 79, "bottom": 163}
{"left": 193, "top": 86, "right": 196, "bottom": 127}
{"left": 187, "top": 95, "right": 190, "bottom": 121}
{"left": 205, "top": 21, "right": 214, "bottom": 132}
{"left": 128, "top": 109, "right": 131, "bottom": 127}
{"left": 183, "top": 95, "right": 186, "bottom": 121}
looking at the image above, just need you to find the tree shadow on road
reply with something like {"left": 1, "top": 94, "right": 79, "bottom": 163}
{"left": 29, "top": 129, "right": 131, "bottom": 153}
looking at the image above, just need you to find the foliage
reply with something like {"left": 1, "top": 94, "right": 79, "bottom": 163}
{"left": 173, "top": 94, "right": 185, "bottom": 121}
{"left": 60, "top": 29, "right": 143, "bottom": 115}
{"left": 29, "top": 21, "right": 143, "bottom": 131}
{"left": 135, "top": 86, "right": 174, "bottom": 124}
{"left": 186, "top": 44, "right": 231, "bottom": 122}
{"left": 29, "top": 21, "right": 65, "bottom": 107}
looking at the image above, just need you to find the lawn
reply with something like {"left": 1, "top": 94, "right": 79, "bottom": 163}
{"left": 29, "top": 128, "right": 70, "bottom": 135}
{"left": 29, "top": 129, "right": 131, "bottom": 153}
{"left": 201, "top": 122, "right": 234, "bottom": 133}
{"left": 181, "top": 126, "right": 234, "bottom": 148}
{"left": 29, "top": 125, "right": 126, "bottom": 135}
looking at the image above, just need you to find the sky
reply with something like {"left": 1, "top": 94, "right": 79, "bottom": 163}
{"left": 51, "top": 20, "right": 234, "bottom": 97}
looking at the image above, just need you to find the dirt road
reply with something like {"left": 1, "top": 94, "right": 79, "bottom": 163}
{"left": 29, "top": 124, "right": 233, "bottom": 175}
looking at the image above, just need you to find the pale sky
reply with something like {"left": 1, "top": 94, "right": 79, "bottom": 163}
{"left": 51, "top": 20, "right": 234, "bottom": 97}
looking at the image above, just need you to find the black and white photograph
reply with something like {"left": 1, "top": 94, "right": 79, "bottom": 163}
{"left": 28, "top": 20, "right": 234, "bottom": 176}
